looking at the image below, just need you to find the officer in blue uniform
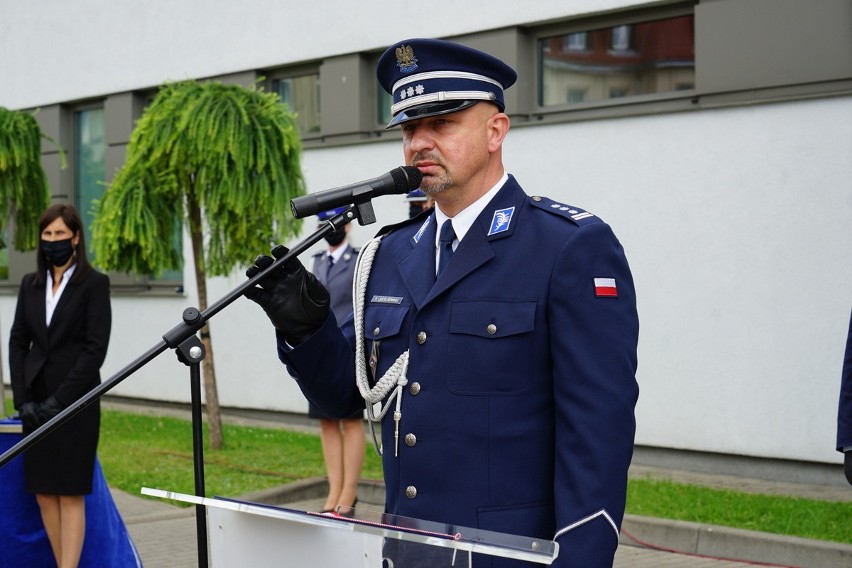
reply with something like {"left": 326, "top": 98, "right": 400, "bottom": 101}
{"left": 308, "top": 207, "right": 365, "bottom": 514}
{"left": 405, "top": 189, "right": 433, "bottom": 219}
{"left": 837, "top": 309, "right": 852, "bottom": 485}
{"left": 246, "top": 38, "right": 639, "bottom": 568}
{"left": 311, "top": 207, "right": 359, "bottom": 324}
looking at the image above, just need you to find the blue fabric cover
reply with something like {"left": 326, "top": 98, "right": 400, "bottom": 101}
{"left": 0, "top": 419, "right": 142, "bottom": 567}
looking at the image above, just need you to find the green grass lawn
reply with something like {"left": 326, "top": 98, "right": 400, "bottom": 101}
{"left": 4, "top": 401, "right": 850, "bottom": 545}
{"left": 627, "top": 477, "right": 851, "bottom": 545}
{"left": 97, "top": 409, "right": 384, "bottom": 498}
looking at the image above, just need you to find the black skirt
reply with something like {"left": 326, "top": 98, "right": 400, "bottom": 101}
{"left": 308, "top": 400, "right": 364, "bottom": 420}
{"left": 23, "top": 398, "right": 100, "bottom": 495}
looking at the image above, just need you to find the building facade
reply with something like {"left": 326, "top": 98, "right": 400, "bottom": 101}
{"left": 1, "top": 0, "right": 851, "bottom": 465}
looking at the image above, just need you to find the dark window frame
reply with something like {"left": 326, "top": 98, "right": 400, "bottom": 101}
{"left": 265, "top": 63, "right": 322, "bottom": 141}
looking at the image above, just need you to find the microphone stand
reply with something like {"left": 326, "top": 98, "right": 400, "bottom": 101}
{"left": 0, "top": 201, "right": 373, "bottom": 568}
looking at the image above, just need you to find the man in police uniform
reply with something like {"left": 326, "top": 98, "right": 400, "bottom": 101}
{"left": 246, "top": 38, "right": 639, "bottom": 568}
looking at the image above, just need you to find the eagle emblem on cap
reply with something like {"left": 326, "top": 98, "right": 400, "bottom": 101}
{"left": 395, "top": 45, "right": 418, "bottom": 73}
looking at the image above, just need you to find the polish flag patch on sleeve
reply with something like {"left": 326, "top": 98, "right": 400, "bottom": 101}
{"left": 594, "top": 277, "right": 618, "bottom": 297}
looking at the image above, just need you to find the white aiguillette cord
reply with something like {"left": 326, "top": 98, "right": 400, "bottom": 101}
{"left": 352, "top": 236, "right": 409, "bottom": 457}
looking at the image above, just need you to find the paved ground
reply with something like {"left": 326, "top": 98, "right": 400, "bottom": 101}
{"left": 104, "top": 399, "right": 852, "bottom": 568}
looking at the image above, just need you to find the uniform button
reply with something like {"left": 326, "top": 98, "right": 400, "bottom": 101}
{"left": 416, "top": 331, "right": 427, "bottom": 344}
{"left": 405, "top": 433, "right": 417, "bottom": 447}
{"left": 486, "top": 323, "right": 497, "bottom": 335}
{"left": 532, "top": 195, "right": 542, "bottom": 202}
{"left": 405, "top": 486, "right": 417, "bottom": 499}
{"left": 409, "top": 382, "right": 421, "bottom": 395}
{"left": 373, "top": 327, "right": 380, "bottom": 336}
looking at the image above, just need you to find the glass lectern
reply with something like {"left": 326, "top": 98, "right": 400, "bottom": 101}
{"left": 143, "top": 487, "right": 559, "bottom": 567}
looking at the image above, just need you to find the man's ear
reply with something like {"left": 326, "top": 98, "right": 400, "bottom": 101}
{"left": 487, "top": 113, "right": 510, "bottom": 153}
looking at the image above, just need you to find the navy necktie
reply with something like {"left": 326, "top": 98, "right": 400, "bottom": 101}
{"left": 438, "top": 220, "right": 456, "bottom": 276}
{"left": 326, "top": 255, "right": 335, "bottom": 280}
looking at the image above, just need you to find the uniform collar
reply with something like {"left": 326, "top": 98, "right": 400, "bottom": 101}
{"left": 327, "top": 242, "right": 350, "bottom": 263}
{"left": 434, "top": 172, "right": 508, "bottom": 249}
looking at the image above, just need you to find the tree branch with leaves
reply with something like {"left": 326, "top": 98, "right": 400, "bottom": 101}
{"left": 0, "top": 106, "right": 65, "bottom": 405}
{"left": 92, "top": 80, "right": 306, "bottom": 449}
{"left": 0, "top": 107, "right": 57, "bottom": 250}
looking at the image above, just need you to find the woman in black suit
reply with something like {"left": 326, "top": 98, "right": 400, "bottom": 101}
{"left": 9, "top": 204, "right": 111, "bottom": 568}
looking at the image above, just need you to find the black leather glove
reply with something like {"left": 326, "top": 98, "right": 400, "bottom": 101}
{"left": 34, "top": 397, "right": 64, "bottom": 427}
{"left": 845, "top": 452, "right": 852, "bottom": 487}
{"left": 244, "top": 245, "right": 330, "bottom": 345}
{"left": 18, "top": 402, "right": 39, "bottom": 431}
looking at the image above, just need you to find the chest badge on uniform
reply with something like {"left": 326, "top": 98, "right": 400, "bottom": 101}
{"left": 487, "top": 207, "right": 515, "bottom": 236}
{"left": 594, "top": 278, "right": 618, "bottom": 298}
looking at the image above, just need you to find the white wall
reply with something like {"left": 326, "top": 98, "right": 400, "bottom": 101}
{"left": 0, "top": 0, "right": 644, "bottom": 110}
{"left": 1, "top": 0, "right": 850, "bottom": 465}
{"left": 503, "top": 98, "right": 852, "bottom": 464}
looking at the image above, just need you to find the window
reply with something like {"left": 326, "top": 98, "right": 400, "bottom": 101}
{"left": 610, "top": 25, "right": 633, "bottom": 52}
{"left": 539, "top": 14, "right": 695, "bottom": 107}
{"left": 567, "top": 89, "right": 587, "bottom": 103}
{"left": 137, "top": 94, "right": 183, "bottom": 286}
{"left": 271, "top": 74, "right": 321, "bottom": 135}
{"left": 565, "top": 32, "right": 588, "bottom": 52}
{"left": 377, "top": 89, "right": 393, "bottom": 127}
{"left": 74, "top": 107, "right": 105, "bottom": 262}
{"left": 66, "top": 98, "right": 184, "bottom": 292}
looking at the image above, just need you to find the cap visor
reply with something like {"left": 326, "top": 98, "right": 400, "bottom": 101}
{"left": 386, "top": 100, "right": 480, "bottom": 129}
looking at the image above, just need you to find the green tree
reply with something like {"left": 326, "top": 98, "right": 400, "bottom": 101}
{"left": 0, "top": 107, "right": 54, "bottom": 251}
{"left": 0, "top": 106, "right": 62, "bottom": 405}
{"left": 92, "top": 80, "right": 305, "bottom": 449}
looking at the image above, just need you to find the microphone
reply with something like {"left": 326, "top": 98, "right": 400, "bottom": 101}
{"left": 290, "top": 166, "right": 423, "bottom": 219}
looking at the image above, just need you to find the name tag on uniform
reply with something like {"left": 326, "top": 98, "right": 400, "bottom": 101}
{"left": 371, "top": 295, "right": 403, "bottom": 305}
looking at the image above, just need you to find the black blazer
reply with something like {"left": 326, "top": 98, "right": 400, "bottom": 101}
{"left": 9, "top": 268, "right": 111, "bottom": 409}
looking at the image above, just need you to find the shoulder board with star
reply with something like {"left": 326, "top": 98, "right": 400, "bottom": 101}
{"left": 529, "top": 195, "right": 600, "bottom": 226}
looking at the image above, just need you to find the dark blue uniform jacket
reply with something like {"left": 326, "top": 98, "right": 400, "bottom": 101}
{"left": 279, "top": 176, "right": 639, "bottom": 568}
{"left": 837, "top": 309, "right": 852, "bottom": 452}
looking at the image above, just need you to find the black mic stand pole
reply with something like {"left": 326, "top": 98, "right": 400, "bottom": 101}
{"left": 175, "top": 333, "right": 209, "bottom": 567}
{"left": 0, "top": 201, "right": 373, "bottom": 567}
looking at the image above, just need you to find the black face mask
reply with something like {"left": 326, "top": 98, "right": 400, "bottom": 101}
{"left": 409, "top": 204, "right": 424, "bottom": 219}
{"left": 41, "top": 238, "right": 75, "bottom": 267}
{"left": 324, "top": 229, "right": 346, "bottom": 247}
